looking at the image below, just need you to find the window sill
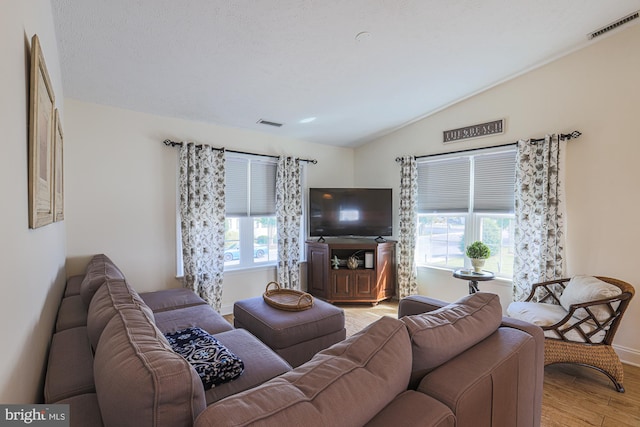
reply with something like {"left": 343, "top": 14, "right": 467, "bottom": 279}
{"left": 175, "top": 263, "right": 277, "bottom": 280}
{"left": 416, "top": 264, "right": 513, "bottom": 285}
{"left": 223, "top": 263, "right": 277, "bottom": 275}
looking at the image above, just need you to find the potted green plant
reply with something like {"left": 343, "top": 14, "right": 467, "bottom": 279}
{"left": 466, "top": 241, "right": 490, "bottom": 273}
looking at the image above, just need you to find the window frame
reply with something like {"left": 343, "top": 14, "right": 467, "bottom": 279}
{"left": 415, "top": 212, "right": 467, "bottom": 270}
{"left": 472, "top": 212, "right": 515, "bottom": 278}
{"left": 223, "top": 215, "right": 278, "bottom": 271}
{"left": 176, "top": 152, "right": 308, "bottom": 275}
{"left": 223, "top": 153, "right": 279, "bottom": 270}
{"left": 415, "top": 146, "right": 516, "bottom": 279}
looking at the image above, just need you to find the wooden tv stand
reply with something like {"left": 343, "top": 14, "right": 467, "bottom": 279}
{"left": 305, "top": 238, "right": 396, "bottom": 305}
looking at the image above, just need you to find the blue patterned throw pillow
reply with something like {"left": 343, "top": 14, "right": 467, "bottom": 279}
{"left": 165, "top": 327, "right": 244, "bottom": 390}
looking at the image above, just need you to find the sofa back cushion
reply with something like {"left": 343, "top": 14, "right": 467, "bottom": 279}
{"left": 195, "top": 316, "right": 411, "bottom": 427}
{"left": 401, "top": 292, "right": 502, "bottom": 388}
{"left": 87, "top": 278, "right": 154, "bottom": 350}
{"left": 94, "top": 307, "right": 206, "bottom": 427}
{"left": 80, "top": 254, "right": 126, "bottom": 308}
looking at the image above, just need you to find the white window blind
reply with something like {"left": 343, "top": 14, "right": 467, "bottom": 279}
{"left": 225, "top": 157, "right": 249, "bottom": 216}
{"left": 225, "top": 156, "right": 277, "bottom": 216}
{"left": 417, "top": 148, "right": 515, "bottom": 213}
{"left": 473, "top": 150, "right": 516, "bottom": 213}
{"left": 250, "top": 161, "right": 277, "bottom": 216}
{"left": 417, "top": 157, "right": 470, "bottom": 213}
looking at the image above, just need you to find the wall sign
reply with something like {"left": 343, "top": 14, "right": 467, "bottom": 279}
{"left": 443, "top": 119, "right": 504, "bottom": 143}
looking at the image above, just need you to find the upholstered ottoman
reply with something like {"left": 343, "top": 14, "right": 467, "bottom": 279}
{"left": 233, "top": 296, "right": 346, "bottom": 367}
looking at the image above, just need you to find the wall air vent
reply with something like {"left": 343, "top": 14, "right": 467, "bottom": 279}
{"left": 588, "top": 11, "right": 639, "bottom": 40}
{"left": 257, "top": 119, "right": 283, "bottom": 127}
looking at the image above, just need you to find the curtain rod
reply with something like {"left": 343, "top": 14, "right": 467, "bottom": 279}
{"left": 395, "top": 130, "right": 581, "bottom": 162}
{"left": 163, "top": 139, "right": 318, "bottom": 164}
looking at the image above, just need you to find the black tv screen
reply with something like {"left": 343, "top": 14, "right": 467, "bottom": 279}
{"left": 309, "top": 188, "right": 392, "bottom": 237}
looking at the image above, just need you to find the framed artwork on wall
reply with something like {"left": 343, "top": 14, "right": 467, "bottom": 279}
{"left": 28, "top": 34, "right": 56, "bottom": 229}
{"left": 54, "top": 109, "right": 64, "bottom": 222}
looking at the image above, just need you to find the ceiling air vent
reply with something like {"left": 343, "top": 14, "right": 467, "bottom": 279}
{"left": 257, "top": 119, "right": 283, "bottom": 127}
{"left": 588, "top": 11, "right": 639, "bottom": 40}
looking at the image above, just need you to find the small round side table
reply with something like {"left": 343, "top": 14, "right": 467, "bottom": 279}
{"left": 453, "top": 269, "right": 495, "bottom": 294}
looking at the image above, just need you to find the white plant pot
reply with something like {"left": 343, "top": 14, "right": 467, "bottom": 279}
{"left": 470, "top": 258, "right": 486, "bottom": 273}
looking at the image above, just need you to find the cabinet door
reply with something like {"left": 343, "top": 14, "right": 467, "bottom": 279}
{"left": 307, "top": 245, "right": 328, "bottom": 298}
{"left": 331, "top": 271, "right": 353, "bottom": 298}
{"left": 354, "top": 271, "right": 374, "bottom": 297}
{"left": 376, "top": 244, "right": 396, "bottom": 298}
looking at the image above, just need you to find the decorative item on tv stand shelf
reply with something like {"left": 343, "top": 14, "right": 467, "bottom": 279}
{"left": 347, "top": 254, "right": 359, "bottom": 270}
{"left": 346, "top": 250, "right": 367, "bottom": 270}
{"left": 465, "top": 241, "right": 490, "bottom": 273}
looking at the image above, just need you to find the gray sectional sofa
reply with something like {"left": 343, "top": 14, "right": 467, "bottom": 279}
{"left": 46, "top": 254, "right": 291, "bottom": 426}
{"left": 45, "top": 254, "right": 544, "bottom": 427}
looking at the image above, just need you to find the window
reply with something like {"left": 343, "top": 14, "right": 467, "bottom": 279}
{"left": 176, "top": 152, "right": 307, "bottom": 275}
{"left": 415, "top": 148, "right": 516, "bottom": 278}
{"left": 224, "top": 155, "right": 278, "bottom": 269}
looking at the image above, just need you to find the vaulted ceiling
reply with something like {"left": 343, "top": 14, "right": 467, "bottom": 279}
{"left": 51, "top": 0, "right": 640, "bottom": 146}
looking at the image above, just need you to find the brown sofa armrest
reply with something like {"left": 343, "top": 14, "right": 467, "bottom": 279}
{"left": 499, "top": 316, "right": 544, "bottom": 427}
{"left": 398, "top": 295, "right": 449, "bottom": 318}
{"left": 500, "top": 316, "right": 544, "bottom": 345}
{"left": 365, "top": 391, "right": 454, "bottom": 427}
{"left": 418, "top": 327, "right": 542, "bottom": 427}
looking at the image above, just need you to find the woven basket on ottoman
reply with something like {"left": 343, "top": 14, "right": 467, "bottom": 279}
{"left": 233, "top": 296, "right": 346, "bottom": 367}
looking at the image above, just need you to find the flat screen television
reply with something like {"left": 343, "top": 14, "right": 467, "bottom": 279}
{"left": 308, "top": 188, "right": 392, "bottom": 238}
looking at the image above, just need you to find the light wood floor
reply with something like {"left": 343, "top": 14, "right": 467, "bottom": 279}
{"left": 337, "top": 301, "right": 640, "bottom": 427}
{"left": 541, "top": 363, "right": 640, "bottom": 426}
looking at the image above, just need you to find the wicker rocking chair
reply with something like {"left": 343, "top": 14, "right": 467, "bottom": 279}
{"left": 508, "top": 276, "right": 635, "bottom": 392}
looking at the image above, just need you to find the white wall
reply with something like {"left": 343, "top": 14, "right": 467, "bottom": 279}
{"left": 355, "top": 24, "right": 640, "bottom": 365}
{"left": 0, "top": 1, "right": 67, "bottom": 403}
{"left": 64, "top": 100, "right": 355, "bottom": 312}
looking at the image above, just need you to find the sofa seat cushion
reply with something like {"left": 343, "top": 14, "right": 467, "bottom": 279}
{"left": 165, "top": 327, "right": 244, "bottom": 390}
{"left": 94, "top": 307, "right": 206, "bottom": 427}
{"left": 365, "top": 391, "right": 455, "bottom": 427}
{"left": 87, "top": 278, "right": 155, "bottom": 350}
{"left": 56, "top": 393, "right": 103, "bottom": 427}
{"left": 153, "top": 304, "right": 234, "bottom": 335}
{"left": 401, "top": 292, "right": 502, "bottom": 388}
{"left": 64, "top": 274, "right": 85, "bottom": 297}
{"left": 55, "top": 295, "right": 88, "bottom": 332}
{"left": 44, "top": 327, "right": 95, "bottom": 403}
{"left": 265, "top": 328, "right": 347, "bottom": 368}
{"left": 203, "top": 329, "right": 292, "bottom": 404}
{"left": 507, "top": 301, "right": 607, "bottom": 343}
{"left": 140, "top": 288, "right": 207, "bottom": 312}
{"left": 195, "top": 316, "right": 411, "bottom": 427}
{"left": 80, "top": 254, "right": 126, "bottom": 308}
{"left": 418, "top": 327, "right": 539, "bottom": 427}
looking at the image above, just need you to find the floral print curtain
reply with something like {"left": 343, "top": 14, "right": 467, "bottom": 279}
{"left": 276, "top": 157, "right": 302, "bottom": 289}
{"left": 179, "top": 143, "right": 226, "bottom": 311}
{"left": 397, "top": 156, "right": 418, "bottom": 298}
{"left": 513, "top": 135, "right": 566, "bottom": 301}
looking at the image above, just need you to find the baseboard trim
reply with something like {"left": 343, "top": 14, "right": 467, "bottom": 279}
{"left": 220, "top": 304, "right": 233, "bottom": 316}
{"left": 614, "top": 344, "right": 640, "bottom": 367}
